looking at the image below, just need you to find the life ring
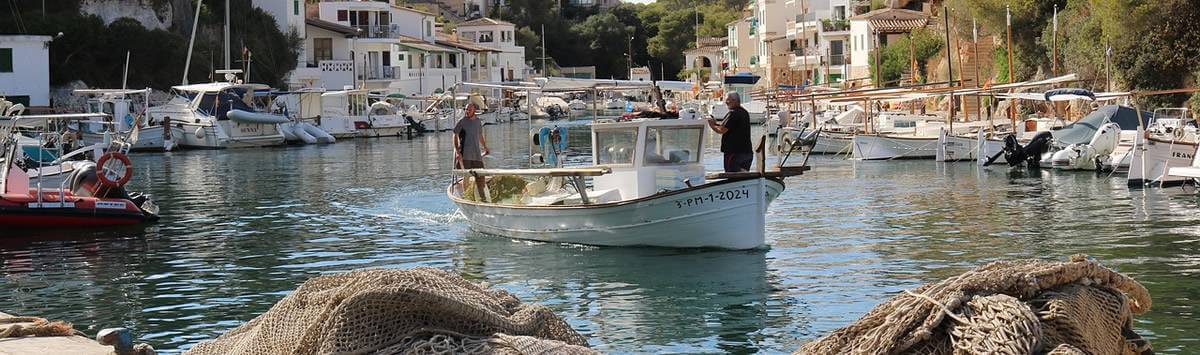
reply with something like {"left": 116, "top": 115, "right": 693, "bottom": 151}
{"left": 96, "top": 152, "right": 133, "bottom": 187}
{"left": 1174, "top": 127, "right": 1185, "bottom": 141}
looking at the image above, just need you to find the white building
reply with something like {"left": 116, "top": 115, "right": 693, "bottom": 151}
{"left": 684, "top": 37, "right": 724, "bottom": 83}
{"left": 0, "top": 35, "right": 52, "bottom": 106}
{"left": 747, "top": 0, "right": 791, "bottom": 75}
{"left": 289, "top": 18, "right": 359, "bottom": 90}
{"left": 630, "top": 66, "right": 651, "bottom": 82}
{"left": 848, "top": 7, "right": 929, "bottom": 83}
{"left": 455, "top": 18, "right": 527, "bottom": 81}
{"left": 723, "top": 16, "right": 753, "bottom": 75}
{"left": 785, "top": 0, "right": 852, "bottom": 86}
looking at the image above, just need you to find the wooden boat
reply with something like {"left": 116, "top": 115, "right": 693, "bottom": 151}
{"left": 448, "top": 119, "right": 805, "bottom": 249}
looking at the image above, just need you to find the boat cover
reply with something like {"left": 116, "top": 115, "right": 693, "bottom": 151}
{"left": 1051, "top": 105, "right": 1150, "bottom": 145}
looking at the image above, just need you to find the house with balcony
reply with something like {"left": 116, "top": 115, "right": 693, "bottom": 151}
{"left": 436, "top": 32, "right": 502, "bottom": 84}
{"left": 783, "top": 0, "right": 853, "bottom": 86}
{"left": 455, "top": 18, "right": 527, "bottom": 81}
{"left": 315, "top": 1, "right": 468, "bottom": 96}
{"left": 848, "top": 7, "right": 929, "bottom": 84}
{"left": 747, "top": 0, "right": 791, "bottom": 80}
{"left": 288, "top": 19, "right": 359, "bottom": 90}
{"left": 722, "top": 16, "right": 754, "bottom": 75}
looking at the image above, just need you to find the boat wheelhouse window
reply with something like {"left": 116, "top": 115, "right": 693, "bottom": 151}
{"left": 893, "top": 119, "right": 916, "bottom": 128}
{"left": 595, "top": 128, "right": 637, "bottom": 165}
{"left": 196, "top": 93, "right": 219, "bottom": 116}
{"left": 644, "top": 126, "right": 702, "bottom": 165}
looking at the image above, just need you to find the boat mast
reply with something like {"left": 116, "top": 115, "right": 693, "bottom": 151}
{"left": 973, "top": 18, "right": 982, "bottom": 128}
{"left": 182, "top": 0, "right": 203, "bottom": 85}
{"left": 1006, "top": 5, "right": 1015, "bottom": 131}
{"left": 224, "top": 0, "right": 231, "bottom": 71}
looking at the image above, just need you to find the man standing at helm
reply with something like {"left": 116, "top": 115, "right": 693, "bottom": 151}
{"left": 453, "top": 95, "right": 490, "bottom": 169}
{"left": 707, "top": 92, "right": 753, "bottom": 172}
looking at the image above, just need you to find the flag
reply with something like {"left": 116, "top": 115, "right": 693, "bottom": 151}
{"left": 1006, "top": 5, "right": 1011, "bottom": 27}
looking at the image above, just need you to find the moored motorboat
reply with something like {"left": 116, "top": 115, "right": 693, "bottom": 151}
{"left": 1, "top": 113, "right": 158, "bottom": 227}
{"left": 448, "top": 119, "right": 805, "bottom": 249}
{"left": 146, "top": 71, "right": 286, "bottom": 149}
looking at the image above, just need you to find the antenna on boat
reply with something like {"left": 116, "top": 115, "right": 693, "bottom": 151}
{"left": 182, "top": 0, "right": 203, "bottom": 85}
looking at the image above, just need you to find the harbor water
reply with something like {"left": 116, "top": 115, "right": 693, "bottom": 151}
{"left": 2, "top": 122, "right": 1199, "bottom": 353}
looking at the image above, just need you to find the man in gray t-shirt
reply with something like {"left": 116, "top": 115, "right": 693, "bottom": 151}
{"left": 453, "top": 103, "right": 490, "bottom": 169}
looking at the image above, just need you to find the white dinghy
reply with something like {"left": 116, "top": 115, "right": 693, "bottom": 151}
{"left": 448, "top": 119, "right": 806, "bottom": 250}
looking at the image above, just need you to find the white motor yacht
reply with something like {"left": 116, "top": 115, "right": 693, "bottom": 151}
{"left": 147, "top": 73, "right": 287, "bottom": 149}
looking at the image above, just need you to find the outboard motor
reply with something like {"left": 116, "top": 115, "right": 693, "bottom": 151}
{"left": 984, "top": 132, "right": 1053, "bottom": 169}
{"left": 404, "top": 115, "right": 427, "bottom": 135}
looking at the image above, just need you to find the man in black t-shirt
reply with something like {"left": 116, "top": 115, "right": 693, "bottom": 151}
{"left": 707, "top": 93, "right": 753, "bottom": 172}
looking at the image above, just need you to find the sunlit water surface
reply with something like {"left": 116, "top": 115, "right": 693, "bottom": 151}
{"left": 2, "top": 122, "right": 1199, "bottom": 353}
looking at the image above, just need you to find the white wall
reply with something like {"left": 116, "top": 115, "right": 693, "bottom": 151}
{"left": 0, "top": 36, "right": 51, "bottom": 106}
{"left": 849, "top": 19, "right": 870, "bottom": 78}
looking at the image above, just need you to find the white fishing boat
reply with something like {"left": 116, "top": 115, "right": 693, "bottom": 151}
{"left": 146, "top": 71, "right": 287, "bottom": 149}
{"left": 71, "top": 89, "right": 185, "bottom": 152}
{"left": 448, "top": 119, "right": 805, "bottom": 250}
{"left": 276, "top": 89, "right": 356, "bottom": 139}
{"left": 851, "top": 112, "right": 944, "bottom": 160}
{"left": 318, "top": 90, "right": 409, "bottom": 138}
{"left": 936, "top": 128, "right": 1006, "bottom": 164}
{"left": 1129, "top": 108, "right": 1197, "bottom": 187}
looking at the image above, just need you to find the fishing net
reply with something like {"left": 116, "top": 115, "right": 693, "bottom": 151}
{"left": 797, "top": 255, "right": 1153, "bottom": 355}
{"left": 461, "top": 175, "right": 530, "bottom": 203}
{"left": 185, "top": 267, "right": 594, "bottom": 355}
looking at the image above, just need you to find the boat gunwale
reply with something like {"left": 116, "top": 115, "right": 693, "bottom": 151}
{"left": 447, "top": 175, "right": 785, "bottom": 210}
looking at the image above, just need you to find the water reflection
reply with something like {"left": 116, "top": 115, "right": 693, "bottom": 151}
{"left": 0, "top": 125, "right": 1198, "bottom": 353}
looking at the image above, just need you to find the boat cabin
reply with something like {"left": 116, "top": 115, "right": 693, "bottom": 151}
{"left": 591, "top": 119, "right": 706, "bottom": 200}
{"left": 320, "top": 90, "right": 370, "bottom": 118}
{"left": 170, "top": 82, "right": 273, "bottom": 121}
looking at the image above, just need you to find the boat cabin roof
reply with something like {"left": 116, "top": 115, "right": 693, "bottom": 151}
{"left": 172, "top": 82, "right": 270, "bottom": 93}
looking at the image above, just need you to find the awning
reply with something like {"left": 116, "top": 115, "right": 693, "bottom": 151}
{"left": 397, "top": 41, "right": 464, "bottom": 53}
{"left": 870, "top": 18, "right": 928, "bottom": 34}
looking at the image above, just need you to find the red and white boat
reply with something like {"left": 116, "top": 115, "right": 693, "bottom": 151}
{"left": 1, "top": 112, "right": 159, "bottom": 227}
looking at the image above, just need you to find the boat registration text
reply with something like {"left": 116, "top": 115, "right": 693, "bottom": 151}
{"left": 674, "top": 188, "right": 751, "bottom": 208}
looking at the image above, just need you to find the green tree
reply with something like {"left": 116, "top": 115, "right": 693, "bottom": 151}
{"left": 868, "top": 28, "right": 944, "bottom": 87}
{"left": 572, "top": 13, "right": 635, "bottom": 79}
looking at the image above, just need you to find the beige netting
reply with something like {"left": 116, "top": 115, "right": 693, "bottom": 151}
{"left": 797, "top": 255, "right": 1153, "bottom": 355}
{"left": 185, "top": 267, "right": 595, "bottom": 355}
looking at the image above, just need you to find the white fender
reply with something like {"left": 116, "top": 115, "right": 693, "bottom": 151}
{"left": 301, "top": 122, "right": 335, "bottom": 144}
{"left": 292, "top": 123, "right": 317, "bottom": 144}
{"left": 1090, "top": 122, "right": 1122, "bottom": 156}
{"left": 280, "top": 122, "right": 299, "bottom": 141}
{"left": 195, "top": 127, "right": 206, "bottom": 139}
{"left": 227, "top": 109, "right": 291, "bottom": 124}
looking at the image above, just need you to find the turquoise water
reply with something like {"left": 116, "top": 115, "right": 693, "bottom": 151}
{"left": 2, "top": 122, "right": 1199, "bottom": 353}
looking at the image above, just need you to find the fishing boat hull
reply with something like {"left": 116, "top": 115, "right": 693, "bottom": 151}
{"left": 1129, "top": 135, "right": 1197, "bottom": 187}
{"left": 811, "top": 131, "right": 854, "bottom": 154}
{"left": 450, "top": 177, "right": 785, "bottom": 250}
{"left": 852, "top": 134, "right": 938, "bottom": 160}
{"left": 77, "top": 125, "right": 186, "bottom": 152}
{"left": 936, "top": 130, "right": 1006, "bottom": 163}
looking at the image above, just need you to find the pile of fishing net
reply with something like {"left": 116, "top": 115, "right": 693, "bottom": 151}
{"left": 797, "top": 255, "right": 1153, "bottom": 355}
{"left": 185, "top": 267, "right": 595, "bottom": 355}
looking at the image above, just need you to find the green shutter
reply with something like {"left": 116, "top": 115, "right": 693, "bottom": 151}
{"left": 0, "top": 48, "right": 12, "bottom": 73}
{"left": 294, "top": 0, "right": 300, "bottom": 15}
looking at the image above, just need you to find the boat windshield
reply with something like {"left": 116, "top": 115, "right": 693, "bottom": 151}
{"left": 595, "top": 128, "right": 637, "bottom": 165}
{"left": 644, "top": 126, "right": 701, "bottom": 165}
